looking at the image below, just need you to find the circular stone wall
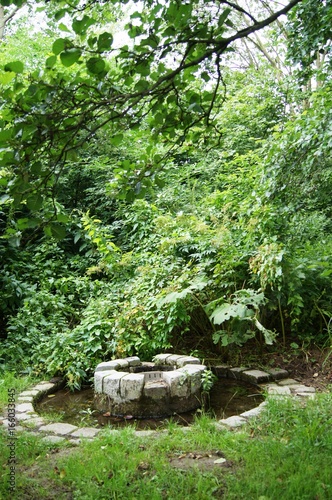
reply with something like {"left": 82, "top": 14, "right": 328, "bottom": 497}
{"left": 94, "top": 354, "right": 207, "bottom": 418}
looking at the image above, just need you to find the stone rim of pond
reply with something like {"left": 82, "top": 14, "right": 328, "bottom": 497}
{"left": 0, "top": 366, "right": 317, "bottom": 444}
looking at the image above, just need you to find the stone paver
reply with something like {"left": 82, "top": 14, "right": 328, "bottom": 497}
{"left": 219, "top": 416, "right": 248, "bottom": 428}
{"left": 39, "top": 423, "right": 78, "bottom": 435}
{"left": 70, "top": 427, "right": 101, "bottom": 438}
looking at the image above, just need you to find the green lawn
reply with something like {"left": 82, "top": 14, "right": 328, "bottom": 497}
{"left": 1, "top": 374, "right": 331, "bottom": 499}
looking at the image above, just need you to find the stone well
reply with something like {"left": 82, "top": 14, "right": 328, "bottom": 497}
{"left": 94, "top": 354, "right": 207, "bottom": 418}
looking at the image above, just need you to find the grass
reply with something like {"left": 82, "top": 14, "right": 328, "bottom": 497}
{"left": 0, "top": 373, "right": 331, "bottom": 499}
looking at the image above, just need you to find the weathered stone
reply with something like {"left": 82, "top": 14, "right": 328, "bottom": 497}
{"left": 266, "top": 368, "right": 289, "bottom": 380}
{"left": 178, "top": 364, "right": 206, "bottom": 393}
{"left": 278, "top": 378, "right": 300, "bottom": 386}
{"left": 143, "top": 380, "right": 169, "bottom": 400}
{"left": 240, "top": 406, "right": 264, "bottom": 419}
{"left": 164, "top": 354, "right": 185, "bottom": 366}
{"left": 289, "top": 385, "right": 316, "bottom": 394}
{"left": 229, "top": 367, "right": 250, "bottom": 378}
{"left": 153, "top": 353, "right": 173, "bottom": 364}
{"left": 103, "top": 371, "right": 128, "bottom": 401}
{"left": 125, "top": 356, "right": 141, "bottom": 367}
{"left": 241, "top": 369, "right": 271, "bottom": 384}
{"left": 117, "top": 359, "right": 130, "bottom": 369}
{"left": 42, "top": 435, "right": 65, "bottom": 443}
{"left": 18, "top": 396, "right": 34, "bottom": 402}
{"left": 211, "top": 365, "right": 229, "bottom": 378}
{"left": 16, "top": 403, "right": 35, "bottom": 413}
{"left": 39, "top": 423, "right": 78, "bottom": 435}
{"left": 94, "top": 370, "right": 116, "bottom": 393}
{"left": 95, "top": 361, "right": 121, "bottom": 372}
{"left": 296, "top": 392, "right": 315, "bottom": 399}
{"left": 22, "top": 417, "right": 46, "bottom": 427}
{"left": 120, "top": 373, "right": 145, "bottom": 400}
{"left": 267, "top": 384, "right": 291, "bottom": 395}
{"left": 219, "top": 416, "right": 247, "bottom": 428}
{"left": 70, "top": 427, "right": 101, "bottom": 438}
{"left": 162, "top": 371, "right": 189, "bottom": 398}
{"left": 32, "top": 383, "right": 56, "bottom": 392}
{"left": 176, "top": 356, "right": 200, "bottom": 367}
{"left": 19, "top": 390, "right": 40, "bottom": 396}
{"left": 16, "top": 412, "right": 36, "bottom": 421}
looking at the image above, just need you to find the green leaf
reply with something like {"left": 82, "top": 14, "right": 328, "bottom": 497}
{"left": 59, "top": 23, "right": 71, "bottom": 33}
{"left": 218, "top": 7, "right": 231, "bottom": 28}
{"left": 60, "top": 49, "right": 82, "bottom": 67}
{"left": 26, "top": 193, "right": 43, "bottom": 211}
{"left": 46, "top": 56, "right": 57, "bottom": 69}
{"left": 0, "top": 129, "right": 12, "bottom": 142}
{"left": 57, "top": 212, "right": 70, "bottom": 223}
{"left": 110, "top": 133, "right": 124, "bottom": 146}
{"left": 50, "top": 224, "right": 66, "bottom": 240}
{"left": 86, "top": 57, "right": 106, "bottom": 75}
{"left": 52, "top": 38, "right": 66, "bottom": 55}
{"left": 210, "top": 303, "right": 248, "bottom": 324}
{"left": 0, "top": 71, "right": 15, "bottom": 84}
{"left": 72, "top": 15, "right": 96, "bottom": 35}
{"left": 4, "top": 61, "right": 24, "bottom": 73}
{"left": 97, "top": 32, "right": 113, "bottom": 52}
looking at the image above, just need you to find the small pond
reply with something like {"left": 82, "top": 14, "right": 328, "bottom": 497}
{"left": 35, "top": 378, "right": 263, "bottom": 430}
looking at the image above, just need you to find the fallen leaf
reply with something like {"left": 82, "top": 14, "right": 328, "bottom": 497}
{"left": 313, "top": 373, "right": 319, "bottom": 378}
{"left": 102, "top": 412, "right": 111, "bottom": 417}
{"left": 59, "top": 469, "right": 66, "bottom": 479}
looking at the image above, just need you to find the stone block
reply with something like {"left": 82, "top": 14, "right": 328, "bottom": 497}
{"left": 176, "top": 356, "right": 200, "bottom": 367}
{"left": 219, "top": 416, "right": 247, "bottom": 428}
{"left": 16, "top": 403, "right": 35, "bottom": 413}
{"left": 153, "top": 354, "right": 172, "bottom": 364}
{"left": 19, "top": 390, "right": 40, "bottom": 396}
{"left": 42, "top": 435, "right": 65, "bottom": 443}
{"left": 18, "top": 396, "right": 34, "bottom": 402}
{"left": 212, "top": 365, "right": 229, "bottom": 378}
{"left": 278, "top": 378, "right": 300, "bottom": 386}
{"left": 240, "top": 406, "right": 263, "bottom": 419}
{"left": 39, "top": 423, "right": 78, "bottom": 435}
{"left": 143, "top": 380, "right": 169, "bottom": 400}
{"left": 95, "top": 361, "right": 121, "bottom": 372}
{"left": 266, "top": 368, "right": 289, "bottom": 380}
{"left": 229, "top": 367, "right": 250, "bottom": 379}
{"left": 164, "top": 354, "right": 184, "bottom": 366}
{"left": 178, "top": 364, "right": 206, "bottom": 393}
{"left": 94, "top": 370, "right": 116, "bottom": 393}
{"left": 289, "top": 385, "right": 316, "bottom": 394}
{"left": 267, "top": 384, "right": 291, "bottom": 395}
{"left": 162, "top": 371, "right": 189, "bottom": 398}
{"left": 103, "top": 371, "right": 128, "bottom": 401}
{"left": 125, "top": 356, "right": 141, "bottom": 367}
{"left": 16, "top": 413, "right": 36, "bottom": 421}
{"left": 120, "top": 373, "right": 145, "bottom": 400}
{"left": 70, "top": 427, "right": 101, "bottom": 438}
{"left": 32, "top": 383, "right": 56, "bottom": 392}
{"left": 241, "top": 369, "right": 271, "bottom": 384}
{"left": 117, "top": 359, "right": 130, "bottom": 369}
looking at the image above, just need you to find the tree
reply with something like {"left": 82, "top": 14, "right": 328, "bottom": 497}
{"left": 0, "top": 0, "right": 302, "bottom": 224}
